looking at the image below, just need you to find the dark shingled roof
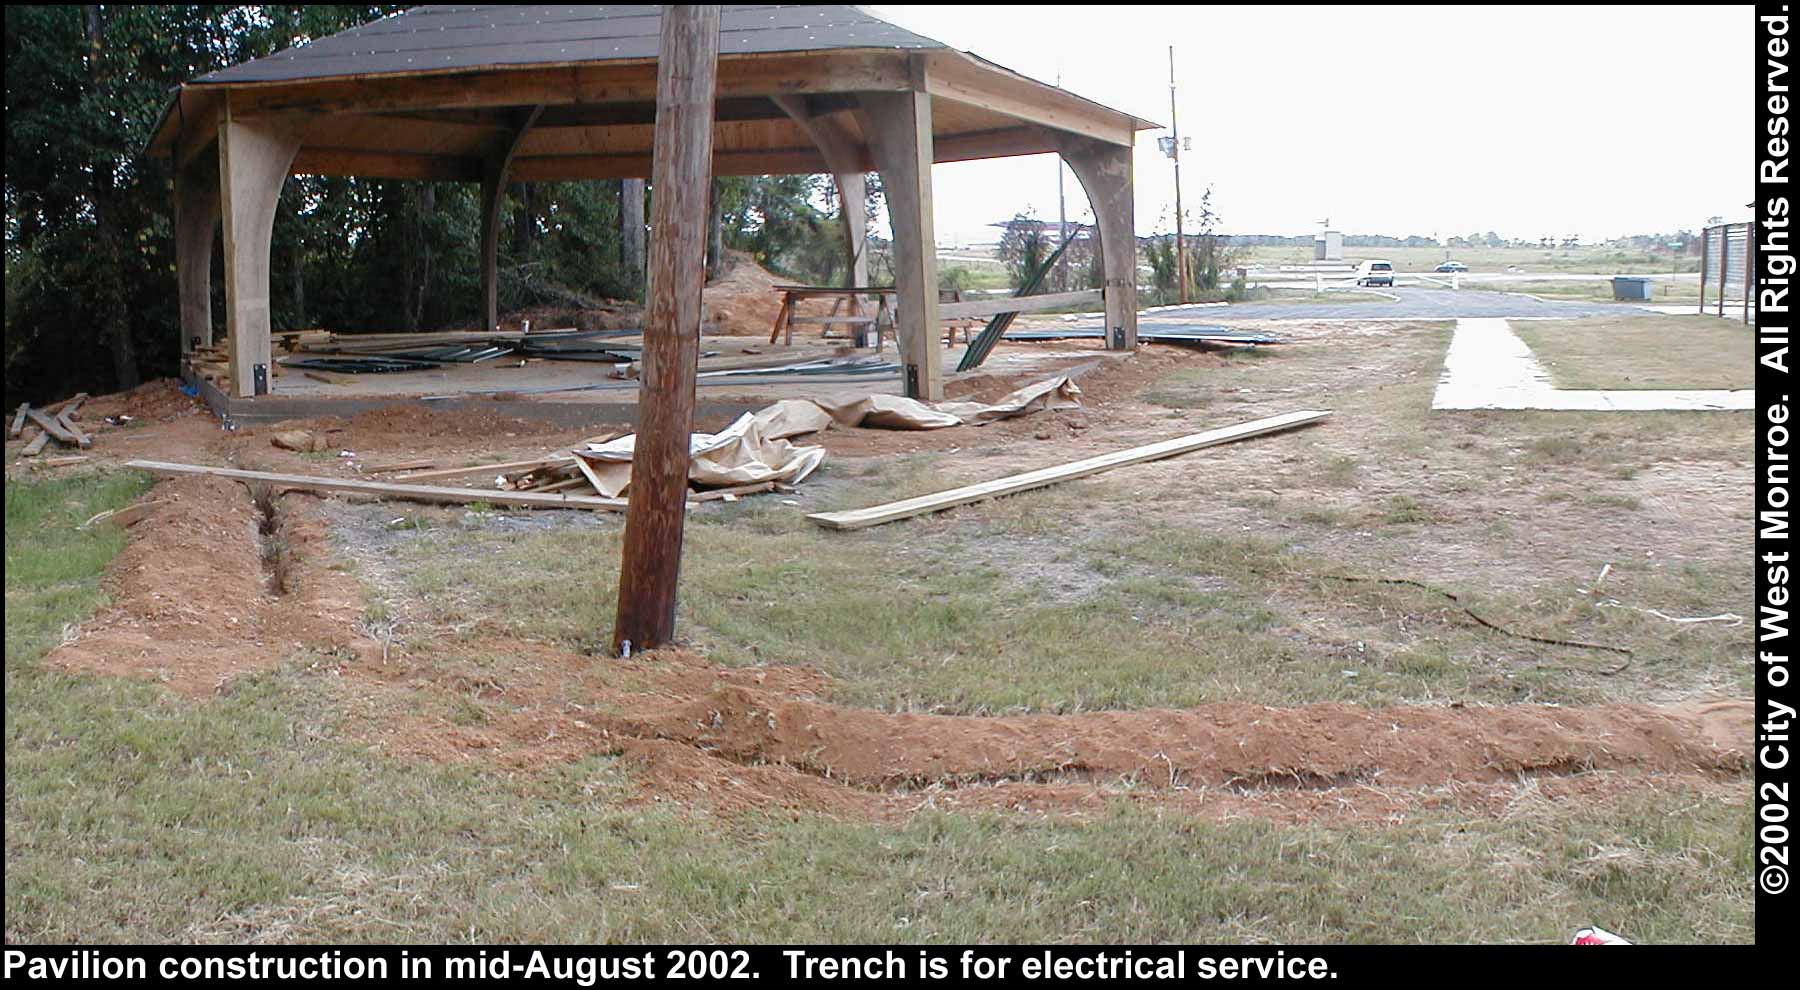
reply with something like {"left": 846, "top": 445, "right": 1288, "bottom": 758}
{"left": 198, "top": 4, "right": 948, "bottom": 84}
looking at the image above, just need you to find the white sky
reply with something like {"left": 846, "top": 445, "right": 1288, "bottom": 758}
{"left": 866, "top": 4, "right": 1754, "bottom": 245}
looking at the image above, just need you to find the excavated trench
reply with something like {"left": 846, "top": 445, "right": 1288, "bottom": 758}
{"left": 42, "top": 478, "right": 1756, "bottom": 822}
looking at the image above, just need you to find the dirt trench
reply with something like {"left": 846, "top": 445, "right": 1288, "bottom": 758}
{"left": 46, "top": 479, "right": 1753, "bottom": 824}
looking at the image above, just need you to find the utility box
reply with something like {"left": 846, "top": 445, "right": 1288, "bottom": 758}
{"left": 1611, "top": 276, "right": 1653, "bottom": 301}
{"left": 1313, "top": 230, "right": 1343, "bottom": 262}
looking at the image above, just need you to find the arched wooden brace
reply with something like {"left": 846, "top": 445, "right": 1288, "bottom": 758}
{"left": 219, "top": 111, "right": 303, "bottom": 397}
{"left": 174, "top": 147, "right": 221, "bottom": 356}
{"left": 478, "top": 105, "right": 544, "bottom": 331}
{"left": 771, "top": 95, "right": 868, "bottom": 291}
{"left": 1058, "top": 136, "right": 1138, "bottom": 350}
{"left": 856, "top": 90, "right": 941, "bottom": 401}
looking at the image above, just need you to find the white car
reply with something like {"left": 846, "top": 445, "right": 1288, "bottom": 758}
{"left": 1356, "top": 260, "right": 1395, "bottom": 287}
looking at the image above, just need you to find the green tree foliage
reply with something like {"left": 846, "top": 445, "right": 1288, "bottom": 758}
{"left": 5, "top": 5, "right": 874, "bottom": 404}
{"left": 996, "top": 213, "right": 1048, "bottom": 291}
{"left": 717, "top": 174, "right": 853, "bottom": 286}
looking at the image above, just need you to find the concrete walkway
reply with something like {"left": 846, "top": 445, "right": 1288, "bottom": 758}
{"left": 1430, "top": 318, "right": 1754, "bottom": 411}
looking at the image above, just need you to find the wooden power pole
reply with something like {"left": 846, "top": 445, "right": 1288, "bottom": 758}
{"left": 1168, "top": 46, "right": 1188, "bottom": 304}
{"left": 612, "top": 5, "right": 721, "bottom": 656}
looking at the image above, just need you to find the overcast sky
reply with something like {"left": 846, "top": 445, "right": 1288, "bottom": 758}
{"left": 867, "top": 4, "right": 1752, "bottom": 245}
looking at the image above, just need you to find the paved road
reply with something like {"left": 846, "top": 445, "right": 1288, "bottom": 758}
{"left": 1125, "top": 287, "right": 1652, "bottom": 324}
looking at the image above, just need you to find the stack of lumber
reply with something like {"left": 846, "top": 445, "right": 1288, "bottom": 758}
{"left": 10, "top": 393, "right": 92, "bottom": 459}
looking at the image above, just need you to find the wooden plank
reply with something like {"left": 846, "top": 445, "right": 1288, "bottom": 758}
{"left": 690, "top": 480, "right": 777, "bottom": 502}
{"left": 24, "top": 408, "right": 79, "bottom": 446}
{"left": 360, "top": 458, "right": 436, "bottom": 475}
{"left": 786, "top": 314, "right": 876, "bottom": 326}
{"left": 937, "top": 289, "right": 1102, "bottom": 320}
{"left": 124, "top": 460, "right": 631, "bottom": 512}
{"left": 56, "top": 410, "right": 92, "bottom": 449}
{"left": 42, "top": 392, "right": 89, "bottom": 417}
{"left": 19, "top": 430, "right": 50, "bottom": 458}
{"left": 395, "top": 455, "right": 573, "bottom": 482}
{"left": 613, "top": 4, "right": 721, "bottom": 656}
{"left": 808, "top": 410, "right": 1331, "bottom": 531}
{"left": 9, "top": 403, "right": 27, "bottom": 438}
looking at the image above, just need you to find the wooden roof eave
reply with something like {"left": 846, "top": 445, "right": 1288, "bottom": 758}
{"left": 145, "top": 47, "right": 1162, "bottom": 173}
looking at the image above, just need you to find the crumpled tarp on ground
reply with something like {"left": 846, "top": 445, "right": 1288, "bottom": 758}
{"left": 753, "top": 375, "right": 1082, "bottom": 440}
{"left": 571, "top": 413, "right": 826, "bottom": 497}
{"left": 567, "top": 374, "right": 1082, "bottom": 497}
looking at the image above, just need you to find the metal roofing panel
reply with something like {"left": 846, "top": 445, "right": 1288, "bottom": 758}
{"left": 198, "top": 4, "right": 946, "bottom": 84}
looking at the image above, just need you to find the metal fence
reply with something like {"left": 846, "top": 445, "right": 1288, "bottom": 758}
{"left": 1699, "top": 221, "right": 1754, "bottom": 324}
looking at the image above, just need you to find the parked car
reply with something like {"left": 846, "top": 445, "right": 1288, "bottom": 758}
{"left": 1434, "top": 261, "right": 1468, "bottom": 273}
{"left": 1356, "top": 260, "right": 1396, "bottom": 287}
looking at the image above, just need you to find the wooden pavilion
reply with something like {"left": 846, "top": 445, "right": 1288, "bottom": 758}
{"left": 145, "top": 4, "right": 1158, "bottom": 402}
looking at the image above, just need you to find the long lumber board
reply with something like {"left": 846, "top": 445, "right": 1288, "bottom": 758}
{"left": 125, "top": 460, "right": 631, "bottom": 512}
{"left": 807, "top": 410, "right": 1331, "bottom": 531}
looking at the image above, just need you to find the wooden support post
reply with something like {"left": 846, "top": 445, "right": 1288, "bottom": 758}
{"left": 858, "top": 86, "right": 942, "bottom": 400}
{"left": 1060, "top": 137, "right": 1138, "bottom": 350}
{"left": 174, "top": 147, "right": 220, "bottom": 357}
{"left": 1718, "top": 226, "right": 1729, "bottom": 319}
{"left": 1698, "top": 227, "right": 1709, "bottom": 314}
{"left": 479, "top": 106, "right": 544, "bottom": 332}
{"left": 611, "top": 4, "right": 720, "bottom": 656}
{"left": 621, "top": 177, "right": 647, "bottom": 295}
{"left": 219, "top": 109, "right": 301, "bottom": 397}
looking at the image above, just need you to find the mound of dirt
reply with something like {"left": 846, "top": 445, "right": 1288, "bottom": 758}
{"left": 80, "top": 378, "right": 205, "bottom": 425}
{"left": 605, "top": 685, "right": 1748, "bottom": 792}
{"left": 48, "top": 476, "right": 371, "bottom": 696}
{"left": 702, "top": 251, "right": 855, "bottom": 337}
{"left": 702, "top": 252, "right": 789, "bottom": 336}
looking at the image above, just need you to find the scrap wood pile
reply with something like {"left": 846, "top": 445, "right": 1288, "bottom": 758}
{"left": 266, "top": 328, "right": 643, "bottom": 376}
{"left": 10, "top": 393, "right": 93, "bottom": 460}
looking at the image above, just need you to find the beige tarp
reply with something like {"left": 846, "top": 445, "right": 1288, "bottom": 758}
{"left": 753, "top": 375, "right": 1082, "bottom": 440}
{"left": 571, "top": 412, "right": 826, "bottom": 497}
{"left": 568, "top": 375, "right": 1081, "bottom": 497}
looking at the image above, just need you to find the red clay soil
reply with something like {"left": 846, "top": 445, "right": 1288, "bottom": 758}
{"left": 47, "top": 476, "right": 370, "bottom": 696}
{"left": 44, "top": 476, "right": 1752, "bottom": 825}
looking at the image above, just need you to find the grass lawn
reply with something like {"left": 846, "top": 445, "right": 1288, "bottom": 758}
{"left": 2, "top": 487, "right": 1754, "bottom": 942}
{"left": 1513, "top": 314, "right": 1753, "bottom": 391}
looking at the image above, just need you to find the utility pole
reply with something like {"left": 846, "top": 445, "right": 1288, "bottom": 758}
{"left": 612, "top": 5, "right": 721, "bottom": 656}
{"left": 1168, "top": 46, "right": 1188, "bottom": 303}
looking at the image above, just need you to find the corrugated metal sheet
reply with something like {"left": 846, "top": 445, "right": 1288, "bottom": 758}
{"left": 197, "top": 4, "right": 946, "bottom": 84}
